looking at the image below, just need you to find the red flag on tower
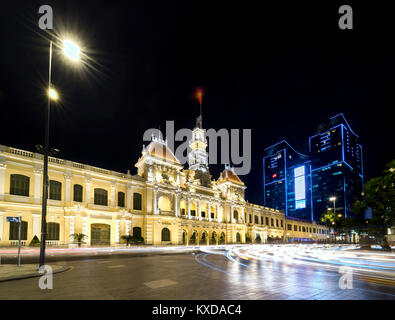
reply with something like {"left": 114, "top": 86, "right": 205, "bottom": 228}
{"left": 196, "top": 88, "right": 203, "bottom": 106}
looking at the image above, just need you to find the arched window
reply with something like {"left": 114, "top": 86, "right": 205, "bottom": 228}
{"left": 236, "top": 232, "right": 241, "bottom": 243}
{"left": 190, "top": 202, "right": 196, "bottom": 216}
{"left": 180, "top": 200, "right": 186, "bottom": 215}
{"left": 47, "top": 222, "right": 60, "bottom": 240}
{"left": 133, "top": 227, "right": 142, "bottom": 238}
{"left": 94, "top": 188, "right": 108, "bottom": 206}
{"left": 254, "top": 215, "right": 259, "bottom": 224}
{"left": 182, "top": 230, "right": 187, "bottom": 244}
{"left": 10, "top": 174, "right": 30, "bottom": 196}
{"left": 233, "top": 210, "right": 239, "bottom": 220}
{"left": 73, "top": 184, "right": 83, "bottom": 202}
{"left": 133, "top": 193, "right": 142, "bottom": 210}
{"left": 158, "top": 195, "right": 171, "bottom": 211}
{"left": 9, "top": 221, "right": 28, "bottom": 240}
{"left": 49, "top": 180, "right": 62, "bottom": 200}
{"left": 255, "top": 233, "right": 262, "bottom": 243}
{"left": 302, "top": 226, "right": 306, "bottom": 232}
{"left": 219, "top": 232, "right": 226, "bottom": 244}
{"left": 190, "top": 230, "right": 197, "bottom": 244}
{"left": 118, "top": 191, "right": 125, "bottom": 207}
{"left": 200, "top": 231, "right": 208, "bottom": 245}
{"left": 200, "top": 204, "right": 207, "bottom": 218}
{"left": 161, "top": 228, "right": 171, "bottom": 241}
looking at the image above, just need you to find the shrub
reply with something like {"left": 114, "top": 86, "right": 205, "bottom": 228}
{"left": 29, "top": 235, "right": 40, "bottom": 247}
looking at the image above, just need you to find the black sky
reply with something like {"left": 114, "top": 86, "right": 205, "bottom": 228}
{"left": 0, "top": 1, "right": 394, "bottom": 204}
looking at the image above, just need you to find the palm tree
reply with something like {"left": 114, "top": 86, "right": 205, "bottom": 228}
{"left": 71, "top": 233, "right": 87, "bottom": 247}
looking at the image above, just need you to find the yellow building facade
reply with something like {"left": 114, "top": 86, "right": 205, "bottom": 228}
{"left": 0, "top": 119, "right": 329, "bottom": 247}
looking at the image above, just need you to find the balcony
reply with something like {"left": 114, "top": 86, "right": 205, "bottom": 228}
{"left": 159, "top": 210, "right": 175, "bottom": 216}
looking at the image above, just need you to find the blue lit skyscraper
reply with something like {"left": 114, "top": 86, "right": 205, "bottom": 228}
{"left": 263, "top": 141, "right": 313, "bottom": 221}
{"left": 263, "top": 114, "right": 363, "bottom": 222}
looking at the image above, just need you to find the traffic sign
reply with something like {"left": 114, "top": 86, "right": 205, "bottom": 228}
{"left": 6, "top": 217, "right": 20, "bottom": 223}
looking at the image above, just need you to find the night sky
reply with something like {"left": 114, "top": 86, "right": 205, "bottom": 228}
{"left": 0, "top": 1, "right": 394, "bottom": 205}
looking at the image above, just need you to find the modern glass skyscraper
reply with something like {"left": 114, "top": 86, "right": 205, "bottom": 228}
{"left": 263, "top": 114, "right": 363, "bottom": 222}
{"left": 263, "top": 141, "right": 313, "bottom": 221}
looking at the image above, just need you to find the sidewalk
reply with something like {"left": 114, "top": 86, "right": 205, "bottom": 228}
{"left": 0, "top": 264, "right": 70, "bottom": 282}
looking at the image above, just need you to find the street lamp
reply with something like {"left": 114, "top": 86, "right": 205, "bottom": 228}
{"left": 329, "top": 197, "right": 336, "bottom": 214}
{"left": 48, "top": 88, "right": 58, "bottom": 100}
{"left": 329, "top": 197, "right": 336, "bottom": 243}
{"left": 39, "top": 38, "right": 81, "bottom": 268}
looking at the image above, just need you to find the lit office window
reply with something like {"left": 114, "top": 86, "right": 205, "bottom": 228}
{"left": 294, "top": 166, "right": 306, "bottom": 209}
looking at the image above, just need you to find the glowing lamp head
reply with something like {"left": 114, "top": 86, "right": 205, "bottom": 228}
{"left": 329, "top": 197, "right": 336, "bottom": 201}
{"left": 48, "top": 88, "right": 58, "bottom": 100}
{"left": 63, "top": 39, "right": 80, "bottom": 61}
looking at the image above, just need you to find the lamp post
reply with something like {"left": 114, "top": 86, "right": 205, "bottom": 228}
{"left": 329, "top": 196, "right": 336, "bottom": 214}
{"left": 329, "top": 197, "right": 336, "bottom": 244}
{"left": 39, "top": 39, "right": 80, "bottom": 268}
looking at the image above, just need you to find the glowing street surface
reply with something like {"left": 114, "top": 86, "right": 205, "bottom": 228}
{"left": 0, "top": 244, "right": 394, "bottom": 299}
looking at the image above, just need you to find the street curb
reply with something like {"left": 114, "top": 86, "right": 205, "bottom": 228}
{"left": 0, "top": 249, "right": 204, "bottom": 264}
{"left": 0, "top": 265, "right": 70, "bottom": 283}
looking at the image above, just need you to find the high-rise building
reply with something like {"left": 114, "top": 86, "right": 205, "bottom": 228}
{"left": 263, "top": 113, "right": 363, "bottom": 222}
{"left": 263, "top": 141, "right": 313, "bottom": 221}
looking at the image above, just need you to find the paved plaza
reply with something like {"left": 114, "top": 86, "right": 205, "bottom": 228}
{"left": 0, "top": 245, "right": 394, "bottom": 299}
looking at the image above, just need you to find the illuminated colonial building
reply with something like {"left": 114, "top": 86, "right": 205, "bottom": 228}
{"left": 0, "top": 116, "right": 329, "bottom": 246}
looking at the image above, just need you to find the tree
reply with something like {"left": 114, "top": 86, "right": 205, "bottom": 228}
{"left": 121, "top": 234, "right": 144, "bottom": 245}
{"left": 29, "top": 235, "right": 40, "bottom": 247}
{"left": 320, "top": 209, "right": 342, "bottom": 228}
{"left": 121, "top": 235, "right": 132, "bottom": 246}
{"left": 71, "top": 233, "right": 87, "bottom": 247}
{"left": 353, "top": 160, "right": 395, "bottom": 229}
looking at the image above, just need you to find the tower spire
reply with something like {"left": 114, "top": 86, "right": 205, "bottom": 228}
{"left": 196, "top": 88, "right": 203, "bottom": 129}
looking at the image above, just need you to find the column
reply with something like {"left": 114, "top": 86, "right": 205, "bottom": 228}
{"left": 153, "top": 188, "right": 158, "bottom": 214}
{"left": 187, "top": 197, "right": 191, "bottom": 219}
{"left": 0, "top": 160, "right": 6, "bottom": 201}
{"left": 231, "top": 204, "right": 234, "bottom": 223}
{"left": 198, "top": 199, "right": 201, "bottom": 220}
{"left": 241, "top": 207, "right": 245, "bottom": 223}
{"left": 110, "top": 182, "right": 116, "bottom": 207}
{"left": 0, "top": 213, "right": 3, "bottom": 241}
{"left": 65, "top": 172, "right": 72, "bottom": 203}
{"left": 82, "top": 217, "right": 87, "bottom": 237}
{"left": 126, "top": 184, "right": 132, "bottom": 209}
{"left": 69, "top": 216, "right": 75, "bottom": 243}
{"left": 208, "top": 202, "right": 212, "bottom": 221}
{"left": 174, "top": 193, "right": 178, "bottom": 217}
{"left": 34, "top": 167, "right": 42, "bottom": 204}
{"left": 32, "top": 214, "right": 41, "bottom": 238}
{"left": 216, "top": 203, "right": 220, "bottom": 222}
{"left": 85, "top": 177, "right": 91, "bottom": 205}
{"left": 126, "top": 220, "right": 131, "bottom": 236}
{"left": 116, "top": 219, "right": 120, "bottom": 243}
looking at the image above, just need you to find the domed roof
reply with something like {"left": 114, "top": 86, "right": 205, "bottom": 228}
{"left": 145, "top": 139, "right": 180, "bottom": 165}
{"left": 217, "top": 166, "right": 244, "bottom": 186}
